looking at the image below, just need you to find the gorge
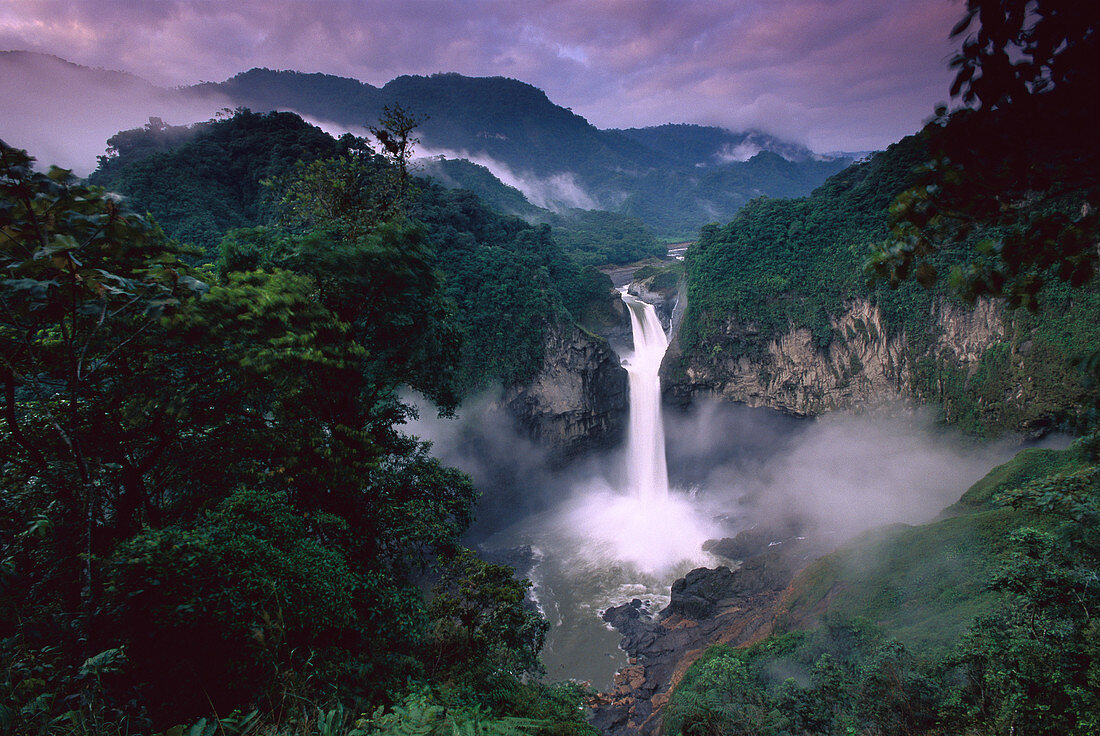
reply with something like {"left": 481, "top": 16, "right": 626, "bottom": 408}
{"left": 415, "top": 275, "right": 1036, "bottom": 725}
{"left": 4, "top": 22, "right": 1096, "bottom": 730}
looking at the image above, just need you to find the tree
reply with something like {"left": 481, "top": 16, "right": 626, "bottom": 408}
{"left": 866, "top": 0, "right": 1100, "bottom": 310}
{"left": 0, "top": 138, "right": 480, "bottom": 729}
{"left": 428, "top": 550, "right": 547, "bottom": 686}
{"left": 370, "top": 104, "right": 428, "bottom": 196}
{"left": 1, "top": 141, "right": 210, "bottom": 613}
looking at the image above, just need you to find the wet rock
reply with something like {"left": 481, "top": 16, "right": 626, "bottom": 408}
{"left": 503, "top": 321, "right": 628, "bottom": 461}
{"left": 592, "top": 538, "right": 826, "bottom": 736}
{"left": 666, "top": 566, "right": 737, "bottom": 620}
{"left": 703, "top": 520, "right": 805, "bottom": 562}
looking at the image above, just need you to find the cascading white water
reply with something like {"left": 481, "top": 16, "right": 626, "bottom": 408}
{"left": 621, "top": 293, "right": 670, "bottom": 502}
{"left": 478, "top": 290, "right": 721, "bottom": 687}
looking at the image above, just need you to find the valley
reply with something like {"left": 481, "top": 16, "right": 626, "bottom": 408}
{"left": 2, "top": 4, "right": 1098, "bottom": 732}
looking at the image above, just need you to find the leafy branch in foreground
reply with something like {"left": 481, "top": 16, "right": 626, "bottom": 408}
{"left": 866, "top": 0, "right": 1100, "bottom": 310}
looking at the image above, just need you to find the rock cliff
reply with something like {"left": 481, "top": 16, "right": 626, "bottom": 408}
{"left": 666, "top": 297, "right": 1007, "bottom": 416}
{"left": 503, "top": 320, "right": 629, "bottom": 460}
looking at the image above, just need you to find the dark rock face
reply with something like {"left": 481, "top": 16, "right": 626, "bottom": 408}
{"left": 702, "top": 520, "right": 806, "bottom": 562}
{"left": 503, "top": 321, "right": 628, "bottom": 462}
{"left": 666, "top": 566, "right": 738, "bottom": 620}
{"left": 592, "top": 537, "right": 826, "bottom": 736}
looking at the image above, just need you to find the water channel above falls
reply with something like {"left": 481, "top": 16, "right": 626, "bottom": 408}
{"left": 484, "top": 291, "right": 724, "bottom": 689}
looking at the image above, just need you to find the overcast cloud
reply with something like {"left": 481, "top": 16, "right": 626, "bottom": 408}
{"left": 0, "top": 0, "right": 962, "bottom": 153}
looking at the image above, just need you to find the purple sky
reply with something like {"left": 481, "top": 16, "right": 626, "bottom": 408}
{"left": 1, "top": 0, "right": 963, "bottom": 152}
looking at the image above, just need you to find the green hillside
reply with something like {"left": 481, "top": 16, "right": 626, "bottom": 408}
{"left": 87, "top": 110, "right": 617, "bottom": 399}
{"left": 666, "top": 434, "right": 1100, "bottom": 736}
{"left": 676, "top": 130, "right": 1100, "bottom": 435}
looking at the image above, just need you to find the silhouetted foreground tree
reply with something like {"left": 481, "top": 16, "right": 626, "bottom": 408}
{"left": 868, "top": 0, "right": 1099, "bottom": 308}
{"left": 0, "top": 138, "right": 594, "bottom": 735}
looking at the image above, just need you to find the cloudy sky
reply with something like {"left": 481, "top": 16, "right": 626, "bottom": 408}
{"left": 1, "top": 0, "right": 963, "bottom": 153}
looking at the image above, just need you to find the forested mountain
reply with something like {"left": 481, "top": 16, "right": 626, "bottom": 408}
{"left": 672, "top": 127, "right": 1100, "bottom": 436}
{"left": 194, "top": 69, "right": 643, "bottom": 178}
{"left": 1, "top": 109, "right": 605, "bottom": 732}
{"left": 188, "top": 69, "right": 853, "bottom": 237}
{"left": 613, "top": 124, "right": 825, "bottom": 166}
{"left": 3, "top": 51, "right": 851, "bottom": 237}
{"left": 88, "top": 110, "right": 620, "bottom": 398}
{"left": 417, "top": 156, "right": 665, "bottom": 267}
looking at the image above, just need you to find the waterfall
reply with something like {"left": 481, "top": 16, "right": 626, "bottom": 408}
{"left": 621, "top": 293, "right": 670, "bottom": 502}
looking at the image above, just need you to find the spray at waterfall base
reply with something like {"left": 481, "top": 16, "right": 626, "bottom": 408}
{"left": 482, "top": 292, "right": 724, "bottom": 687}
{"left": 417, "top": 292, "right": 1025, "bottom": 688}
{"left": 561, "top": 292, "right": 721, "bottom": 575}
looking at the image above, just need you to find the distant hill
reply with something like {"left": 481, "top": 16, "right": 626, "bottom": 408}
{"left": 2, "top": 52, "right": 852, "bottom": 237}
{"left": 614, "top": 124, "right": 824, "bottom": 165}
{"left": 0, "top": 50, "right": 230, "bottom": 175}
{"left": 187, "top": 68, "right": 852, "bottom": 236}
{"left": 193, "top": 69, "right": 664, "bottom": 178}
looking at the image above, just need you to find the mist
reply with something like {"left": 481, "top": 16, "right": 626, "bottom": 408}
{"left": 400, "top": 391, "right": 1054, "bottom": 687}
{"left": 409, "top": 395, "right": 1049, "bottom": 566}
{"left": 665, "top": 402, "right": 1047, "bottom": 542}
{"left": 0, "top": 51, "right": 230, "bottom": 175}
{"left": 416, "top": 146, "right": 597, "bottom": 211}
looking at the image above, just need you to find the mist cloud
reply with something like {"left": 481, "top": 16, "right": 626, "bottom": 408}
{"left": 417, "top": 147, "right": 597, "bottom": 211}
{"left": 406, "top": 392, "right": 1050, "bottom": 560}
{"left": 0, "top": 51, "right": 231, "bottom": 174}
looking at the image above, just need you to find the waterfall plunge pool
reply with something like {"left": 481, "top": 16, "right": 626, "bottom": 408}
{"left": 484, "top": 291, "right": 725, "bottom": 689}
{"left": 411, "top": 293, "right": 1030, "bottom": 691}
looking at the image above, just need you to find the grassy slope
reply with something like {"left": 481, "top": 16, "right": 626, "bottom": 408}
{"left": 776, "top": 442, "right": 1090, "bottom": 652}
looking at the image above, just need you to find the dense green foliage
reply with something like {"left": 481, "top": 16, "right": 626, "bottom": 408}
{"left": 543, "top": 210, "right": 665, "bottom": 267}
{"left": 678, "top": 128, "right": 1100, "bottom": 435}
{"left": 677, "top": 0, "right": 1099, "bottom": 438}
{"left": 666, "top": 435, "right": 1100, "bottom": 736}
{"left": 868, "top": 0, "right": 1099, "bottom": 309}
{"left": 676, "top": 132, "right": 954, "bottom": 424}
{"left": 85, "top": 110, "right": 617, "bottom": 399}
{"left": 407, "top": 183, "right": 614, "bottom": 393}
{"left": 631, "top": 261, "right": 684, "bottom": 295}
{"left": 89, "top": 111, "right": 346, "bottom": 255}
{"left": 680, "top": 134, "right": 930, "bottom": 360}
{"left": 0, "top": 137, "right": 596, "bottom": 735}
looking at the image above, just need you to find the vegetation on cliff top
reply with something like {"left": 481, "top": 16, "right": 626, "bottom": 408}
{"left": 677, "top": 117, "right": 1099, "bottom": 437}
{"left": 88, "top": 109, "right": 618, "bottom": 399}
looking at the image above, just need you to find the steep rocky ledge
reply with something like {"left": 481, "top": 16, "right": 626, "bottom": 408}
{"left": 665, "top": 297, "right": 1005, "bottom": 416}
{"left": 503, "top": 321, "right": 629, "bottom": 460}
{"left": 592, "top": 528, "right": 833, "bottom": 736}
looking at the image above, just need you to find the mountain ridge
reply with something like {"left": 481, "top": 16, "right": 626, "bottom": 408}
{"left": 2, "top": 50, "right": 852, "bottom": 235}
